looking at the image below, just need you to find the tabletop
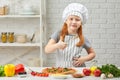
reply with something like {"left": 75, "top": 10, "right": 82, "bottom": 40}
{"left": 0, "top": 67, "right": 120, "bottom": 80}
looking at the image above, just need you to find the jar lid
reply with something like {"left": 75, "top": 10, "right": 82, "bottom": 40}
{"left": 16, "top": 34, "right": 27, "bottom": 37}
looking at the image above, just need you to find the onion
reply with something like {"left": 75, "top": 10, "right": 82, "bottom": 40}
{"left": 100, "top": 73, "right": 106, "bottom": 79}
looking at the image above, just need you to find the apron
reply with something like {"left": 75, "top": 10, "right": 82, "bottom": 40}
{"left": 56, "top": 35, "right": 85, "bottom": 67}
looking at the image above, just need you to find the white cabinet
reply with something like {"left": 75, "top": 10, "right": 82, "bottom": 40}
{"left": 0, "top": 0, "right": 46, "bottom": 67}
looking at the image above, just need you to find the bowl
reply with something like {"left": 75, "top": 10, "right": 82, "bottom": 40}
{"left": 50, "top": 74, "right": 68, "bottom": 79}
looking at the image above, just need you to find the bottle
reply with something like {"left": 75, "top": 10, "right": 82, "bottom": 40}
{"left": 90, "top": 60, "right": 98, "bottom": 75}
{"left": 1, "top": 32, "right": 7, "bottom": 43}
{"left": 8, "top": 32, "right": 14, "bottom": 43}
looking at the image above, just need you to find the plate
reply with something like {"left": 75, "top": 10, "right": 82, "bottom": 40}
{"left": 50, "top": 74, "right": 69, "bottom": 79}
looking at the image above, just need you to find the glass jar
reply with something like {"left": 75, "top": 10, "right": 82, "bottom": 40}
{"left": 8, "top": 32, "right": 14, "bottom": 43}
{"left": 16, "top": 34, "right": 27, "bottom": 43}
{"left": 1, "top": 32, "right": 7, "bottom": 43}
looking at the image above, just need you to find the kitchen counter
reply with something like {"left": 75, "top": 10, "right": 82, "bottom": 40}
{"left": 0, "top": 67, "right": 120, "bottom": 80}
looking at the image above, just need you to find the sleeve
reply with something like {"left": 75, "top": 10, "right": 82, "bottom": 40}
{"left": 50, "top": 30, "right": 61, "bottom": 43}
{"left": 83, "top": 37, "right": 92, "bottom": 50}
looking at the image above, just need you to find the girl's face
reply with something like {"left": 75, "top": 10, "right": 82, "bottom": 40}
{"left": 65, "top": 15, "right": 82, "bottom": 34}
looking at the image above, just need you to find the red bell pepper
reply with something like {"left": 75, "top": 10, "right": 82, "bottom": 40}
{"left": 15, "top": 64, "right": 25, "bottom": 74}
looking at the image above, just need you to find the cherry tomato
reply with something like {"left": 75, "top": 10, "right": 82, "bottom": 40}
{"left": 31, "top": 71, "right": 36, "bottom": 76}
{"left": 31, "top": 71, "right": 49, "bottom": 77}
{"left": 44, "top": 73, "right": 49, "bottom": 77}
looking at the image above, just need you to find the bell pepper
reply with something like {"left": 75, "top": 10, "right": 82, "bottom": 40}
{"left": 4, "top": 64, "right": 15, "bottom": 77}
{"left": 15, "top": 64, "right": 25, "bottom": 74}
{"left": 0, "top": 65, "right": 5, "bottom": 76}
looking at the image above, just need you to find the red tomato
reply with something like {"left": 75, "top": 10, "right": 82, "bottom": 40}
{"left": 44, "top": 73, "right": 49, "bottom": 77}
{"left": 38, "top": 73, "right": 42, "bottom": 76}
{"left": 36, "top": 73, "right": 40, "bottom": 76}
{"left": 83, "top": 68, "right": 91, "bottom": 76}
{"left": 31, "top": 71, "right": 36, "bottom": 76}
{"left": 41, "top": 73, "right": 44, "bottom": 77}
{"left": 94, "top": 69, "right": 101, "bottom": 77}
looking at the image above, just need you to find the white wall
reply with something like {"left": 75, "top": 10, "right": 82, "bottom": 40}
{"left": 0, "top": 0, "right": 120, "bottom": 67}
{"left": 46, "top": 0, "right": 120, "bottom": 67}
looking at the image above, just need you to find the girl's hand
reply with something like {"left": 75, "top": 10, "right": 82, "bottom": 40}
{"left": 56, "top": 40, "right": 67, "bottom": 50}
{"left": 72, "top": 57, "right": 86, "bottom": 67}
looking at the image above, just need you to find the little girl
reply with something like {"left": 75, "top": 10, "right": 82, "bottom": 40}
{"left": 45, "top": 3, "right": 96, "bottom": 67}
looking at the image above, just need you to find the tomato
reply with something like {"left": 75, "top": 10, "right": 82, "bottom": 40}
{"left": 31, "top": 72, "right": 49, "bottom": 77}
{"left": 31, "top": 71, "right": 36, "bottom": 76}
{"left": 44, "top": 73, "right": 49, "bottom": 77}
{"left": 94, "top": 69, "right": 101, "bottom": 77}
{"left": 83, "top": 68, "right": 91, "bottom": 76}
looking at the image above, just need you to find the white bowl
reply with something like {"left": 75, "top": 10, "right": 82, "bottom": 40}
{"left": 50, "top": 74, "right": 68, "bottom": 79}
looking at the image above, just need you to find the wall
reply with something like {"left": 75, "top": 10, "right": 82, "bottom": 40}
{"left": 46, "top": 0, "right": 120, "bottom": 67}
{"left": 0, "top": 0, "right": 120, "bottom": 67}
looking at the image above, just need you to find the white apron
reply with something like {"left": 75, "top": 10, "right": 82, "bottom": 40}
{"left": 56, "top": 35, "right": 85, "bottom": 67}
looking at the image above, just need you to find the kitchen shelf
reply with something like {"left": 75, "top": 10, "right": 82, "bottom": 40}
{"left": 0, "top": 15, "right": 41, "bottom": 18}
{"left": 0, "top": 0, "right": 46, "bottom": 67}
{"left": 0, "top": 43, "right": 40, "bottom": 47}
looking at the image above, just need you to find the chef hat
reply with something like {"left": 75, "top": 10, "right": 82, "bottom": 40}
{"left": 62, "top": 3, "right": 88, "bottom": 25}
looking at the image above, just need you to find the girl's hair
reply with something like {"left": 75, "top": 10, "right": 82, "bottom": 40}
{"left": 60, "top": 23, "right": 84, "bottom": 47}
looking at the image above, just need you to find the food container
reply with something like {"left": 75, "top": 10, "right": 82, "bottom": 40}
{"left": 0, "top": 6, "right": 8, "bottom": 15}
{"left": 15, "top": 34, "right": 27, "bottom": 43}
{"left": 1, "top": 32, "right": 7, "bottom": 43}
{"left": 8, "top": 32, "right": 14, "bottom": 43}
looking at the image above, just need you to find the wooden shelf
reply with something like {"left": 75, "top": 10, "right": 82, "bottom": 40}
{"left": 0, "top": 43, "right": 40, "bottom": 47}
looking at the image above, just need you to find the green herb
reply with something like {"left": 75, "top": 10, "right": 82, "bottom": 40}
{"left": 98, "top": 64, "right": 120, "bottom": 77}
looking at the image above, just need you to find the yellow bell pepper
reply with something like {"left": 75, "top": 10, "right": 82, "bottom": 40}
{"left": 4, "top": 64, "right": 15, "bottom": 77}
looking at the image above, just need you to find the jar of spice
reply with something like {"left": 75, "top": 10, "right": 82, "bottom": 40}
{"left": 1, "top": 32, "right": 7, "bottom": 43}
{"left": 8, "top": 32, "right": 14, "bottom": 43}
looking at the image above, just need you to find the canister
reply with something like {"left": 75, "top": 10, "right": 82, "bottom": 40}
{"left": 1, "top": 32, "right": 7, "bottom": 43}
{"left": 16, "top": 34, "right": 27, "bottom": 43}
{"left": 8, "top": 32, "right": 14, "bottom": 43}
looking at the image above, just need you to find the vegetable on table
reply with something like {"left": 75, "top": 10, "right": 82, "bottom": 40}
{"left": 93, "top": 69, "right": 101, "bottom": 77}
{"left": 31, "top": 71, "right": 49, "bottom": 77}
{"left": 90, "top": 66, "right": 97, "bottom": 75}
{"left": 98, "top": 64, "right": 120, "bottom": 78}
{"left": 15, "top": 64, "right": 25, "bottom": 74}
{"left": 83, "top": 68, "right": 91, "bottom": 76}
{"left": 0, "top": 65, "right": 5, "bottom": 77}
{"left": 100, "top": 73, "right": 106, "bottom": 79}
{"left": 4, "top": 64, "right": 15, "bottom": 77}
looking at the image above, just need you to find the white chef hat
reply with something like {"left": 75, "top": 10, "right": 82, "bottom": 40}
{"left": 62, "top": 3, "right": 88, "bottom": 25}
